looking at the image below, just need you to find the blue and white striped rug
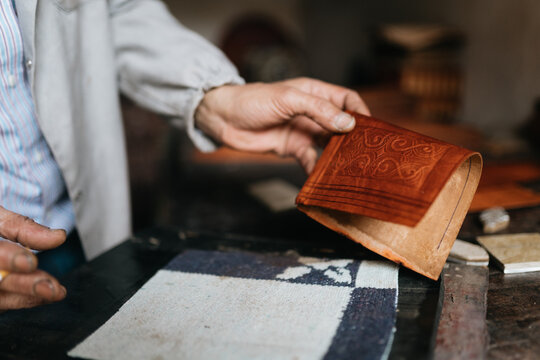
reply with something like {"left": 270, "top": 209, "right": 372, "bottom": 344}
{"left": 70, "top": 249, "right": 399, "bottom": 360}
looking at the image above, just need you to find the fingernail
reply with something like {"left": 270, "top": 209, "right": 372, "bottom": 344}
{"left": 333, "top": 113, "right": 355, "bottom": 131}
{"left": 33, "top": 279, "right": 55, "bottom": 300}
{"left": 13, "top": 252, "right": 35, "bottom": 272}
{"left": 61, "top": 285, "right": 67, "bottom": 297}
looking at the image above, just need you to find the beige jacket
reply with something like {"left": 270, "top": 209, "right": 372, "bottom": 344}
{"left": 14, "top": 0, "right": 243, "bottom": 259}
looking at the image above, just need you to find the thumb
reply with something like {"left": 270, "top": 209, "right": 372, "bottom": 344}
{"left": 0, "top": 207, "right": 66, "bottom": 250}
{"left": 278, "top": 88, "right": 356, "bottom": 133}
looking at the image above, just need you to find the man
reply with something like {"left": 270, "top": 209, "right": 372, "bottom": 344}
{"left": 0, "top": 0, "right": 369, "bottom": 310}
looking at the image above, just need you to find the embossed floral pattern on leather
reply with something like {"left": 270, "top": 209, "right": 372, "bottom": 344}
{"left": 331, "top": 126, "right": 449, "bottom": 187}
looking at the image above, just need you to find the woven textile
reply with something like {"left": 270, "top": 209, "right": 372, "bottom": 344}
{"left": 70, "top": 249, "right": 398, "bottom": 360}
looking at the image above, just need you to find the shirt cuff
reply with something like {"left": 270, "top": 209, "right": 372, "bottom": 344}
{"left": 181, "top": 74, "right": 245, "bottom": 153}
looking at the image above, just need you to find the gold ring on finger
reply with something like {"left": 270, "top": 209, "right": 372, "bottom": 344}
{"left": 0, "top": 270, "right": 10, "bottom": 283}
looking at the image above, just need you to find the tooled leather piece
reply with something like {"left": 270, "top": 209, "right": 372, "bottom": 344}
{"left": 297, "top": 113, "right": 477, "bottom": 227}
{"left": 296, "top": 113, "right": 482, "bottom": 280}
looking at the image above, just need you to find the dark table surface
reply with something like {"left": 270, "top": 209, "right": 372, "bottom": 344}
{"left": 2, "top": 161, "right": 539, "bottom": 359}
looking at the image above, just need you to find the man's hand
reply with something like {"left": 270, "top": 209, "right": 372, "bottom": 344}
{"left": 195, "top": 77, "right": 370, "bottom": 173}
{"left": 0, "top": 206, "right": 67, "bottom": 310}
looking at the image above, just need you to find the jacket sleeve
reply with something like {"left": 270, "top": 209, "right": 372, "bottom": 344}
{"left": 109, "top": 0, "right": 244, "bottom": 152}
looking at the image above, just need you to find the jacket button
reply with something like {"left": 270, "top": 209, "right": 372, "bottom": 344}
{"left": 26, "top": 59, "right": 33, "bottom": 69}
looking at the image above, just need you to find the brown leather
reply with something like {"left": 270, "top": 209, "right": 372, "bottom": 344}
{"left": 469, "top": 162, "right": 540, "bottom": 212}
{"left": 470, "top": 183, "right": 540, "bottom": 212}
{"left": 296, "top": 113, "right": 482, "bottom": 280}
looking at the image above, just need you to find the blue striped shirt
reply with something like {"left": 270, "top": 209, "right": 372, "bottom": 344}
{"left": 0, "top": 0, "right": 75, "bottom": 232}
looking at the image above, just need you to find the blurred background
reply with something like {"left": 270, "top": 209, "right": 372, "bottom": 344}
{"left": 122, "top": 0, "right": 540, "bottom": 231}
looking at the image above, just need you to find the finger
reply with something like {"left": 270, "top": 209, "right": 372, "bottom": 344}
{"left": 0, "top": 270, "right": 66, "bottom": 301}
{"left": 282, "top": 78, "right": 371, "bottom": 116}
{"left": 0, "top": 206, "right": 66, "bottom": 250}
{"left": 0, "top": 290, "right": 47, "bottom": 310}
{"left": 219, "top": 125, "right": 319, "bottom": 173}
{"left": 278, "top": 87, "right": 356, "bottom": 133}
{"left": 0, "top": 241, "right": 37, "bottom": 273}
{"left": 294, "top": 145, "right": 318, "bottom": 174}
{"left": 277, "top": 118, "right": 322, "bottom": 173}
{"left": 215, "top": 113, "right": 324, "bottom": 173}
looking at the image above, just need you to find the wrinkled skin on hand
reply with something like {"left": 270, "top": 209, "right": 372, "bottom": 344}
{"left": 0, "top": 206, "right": 67, "bottom": 310}
{"left": 195, "top": 77, "right": 370, "bottom": 173}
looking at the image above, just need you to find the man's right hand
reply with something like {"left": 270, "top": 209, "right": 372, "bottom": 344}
{"left": 0, "top": 206, "right": 67, "bottom": 310}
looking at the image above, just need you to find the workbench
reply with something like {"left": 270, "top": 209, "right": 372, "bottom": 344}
{"left": 1, "top": 161, "right": 539, "bottom": 359}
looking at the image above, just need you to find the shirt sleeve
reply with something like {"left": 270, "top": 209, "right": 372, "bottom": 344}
{"left": 109, "top": 0, "right": 244, "bottom": 152}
